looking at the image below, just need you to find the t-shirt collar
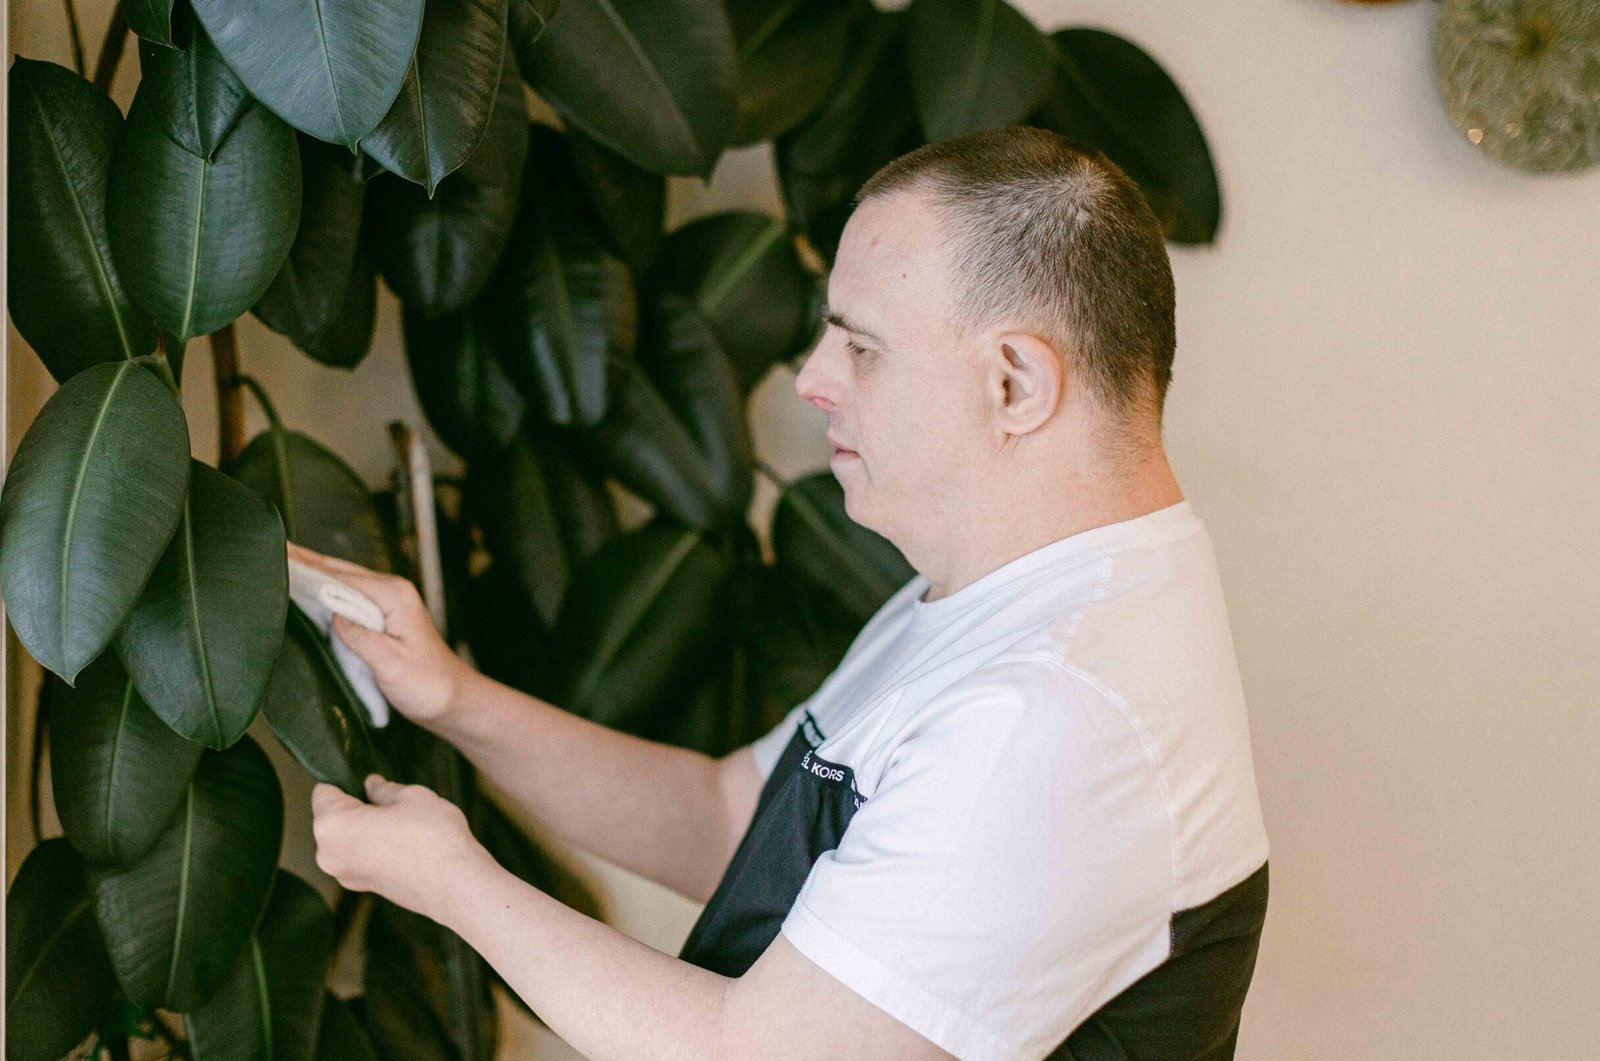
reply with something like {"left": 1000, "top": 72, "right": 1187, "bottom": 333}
{"left": 905, "top": 499, "right": 1200, "bottom": 629}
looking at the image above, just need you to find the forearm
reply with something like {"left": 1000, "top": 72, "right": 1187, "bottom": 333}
{"left": 442, "top": 855, "right": 729, "bottom": 1061}
{"left": 426, "top": 666, "right": 739, "bottom": 902}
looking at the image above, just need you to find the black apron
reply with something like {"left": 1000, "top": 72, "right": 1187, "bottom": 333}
{"left": 678, "top": 710, "right": 1268, "bottom": 1060}
{"left": 679, "top": 711, "right": 862, "bottom": 977}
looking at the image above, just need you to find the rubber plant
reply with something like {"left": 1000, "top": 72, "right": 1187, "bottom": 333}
{"left": 3, "top": 0, "right": 1221, "bottom": 1055}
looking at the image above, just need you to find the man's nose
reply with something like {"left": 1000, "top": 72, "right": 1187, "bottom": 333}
{"left": 793, "top": 339, "right": 841, "bottom": 412}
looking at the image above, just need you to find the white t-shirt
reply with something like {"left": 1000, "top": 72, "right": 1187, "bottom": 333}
{"left": 744, "top": 499, "right": 1270, "bottom": 1060}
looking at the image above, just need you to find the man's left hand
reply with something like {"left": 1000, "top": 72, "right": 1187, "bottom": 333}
{"left": 311, "top": 774, "right": 492, "bottom": 923}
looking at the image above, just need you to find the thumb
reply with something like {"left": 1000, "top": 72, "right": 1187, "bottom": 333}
{"left": 364, "top": 773, "right": 406, "bottom": 806}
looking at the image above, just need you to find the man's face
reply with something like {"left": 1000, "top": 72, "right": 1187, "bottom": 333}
{"left": 793, "top": 191, "right": 990, "bottom": 546}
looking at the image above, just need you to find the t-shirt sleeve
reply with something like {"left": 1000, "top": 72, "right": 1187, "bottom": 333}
{"left": 776, "top": 658, "right": 1177, "bottom": 1061}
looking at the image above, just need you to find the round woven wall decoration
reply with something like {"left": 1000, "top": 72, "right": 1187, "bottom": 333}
{"left": 1435, "top": 0, "right": 1600, "bottom": 172}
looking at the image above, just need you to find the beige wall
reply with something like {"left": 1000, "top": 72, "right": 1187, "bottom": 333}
{"left": 8, "top": 0, "right": 1599, "bottom": 1057}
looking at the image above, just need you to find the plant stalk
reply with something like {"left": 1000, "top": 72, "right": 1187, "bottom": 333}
{"left": 91, "top": 5, "right": 128, "bottom": 94}
{"left": 63, "top": 0, "right": 86, "bottom": 76}
{"left": 211, "top": 325, "right": 246, "bottom": 466}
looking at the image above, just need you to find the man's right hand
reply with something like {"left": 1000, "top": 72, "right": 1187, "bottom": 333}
{"left": 287, "top": 541, "right": 473, "bottom": 730}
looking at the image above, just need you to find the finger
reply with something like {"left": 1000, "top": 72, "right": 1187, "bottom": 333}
{"left": 311, "top": 781, "right": 357, "bottom": 816}
{"left": 317, "top": 566, "right": 421, "bottom": 627}
{"left": 331, "top": 613, "right": 402, "bottom": 667}
{"left": 364, "top": 773, "right": 406, "bottom": 806}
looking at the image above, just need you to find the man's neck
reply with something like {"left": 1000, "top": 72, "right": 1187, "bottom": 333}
{"left": 914, "top": 450, "right": 1185, "bottom": 605}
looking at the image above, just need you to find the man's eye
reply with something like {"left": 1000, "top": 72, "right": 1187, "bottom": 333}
{"left": 845, "top": 340, "right": 867, "bottom": 357}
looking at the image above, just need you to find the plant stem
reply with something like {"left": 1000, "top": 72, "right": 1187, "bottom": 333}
{"left": 231, "top": 373, "right": 283, "bottom": 429}
{"left": 30, "top": 679, "right": 50, "bottom": 843}
{"left": 63, "top": 0, "right": 86, "bottom": 76}
{"left": 210, "top": 324, "right": 246, "bottom": 465}
{"left": 91, "top": 6, "right": 128, "bottom": 94}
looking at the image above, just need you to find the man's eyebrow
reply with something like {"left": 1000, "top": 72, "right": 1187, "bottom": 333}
{"left": 822, "top": 306, "right": 887, "bottom": 347}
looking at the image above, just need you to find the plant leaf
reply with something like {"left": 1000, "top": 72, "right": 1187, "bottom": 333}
{"left": 485, "top": 124, "right": 636, "bottom": 426}
{"left": 0, "top": 360, "right": 190, "bottom": 684}
{"left": 647, "top": 211, "right": 821, "bottom": 396}
{"left": 727, "top": 0, "right": 860, "bottom": 145}
{"left": 367, "top": 49, "right": 529, "bottom": 318}
{"left": 551, "top": 518, "right": 731, "bottom": 730}
{"left": 403, "top": 301, "right": 525, "bottom": 460}
{"left": 316, "top": 991, "right": 380, "bottom": 1060}
{"left": 514, "top": 0, "right": 736, "bottom": 178}
{"left": 230, "top": 426, "right": 393, "bottom": 572}
{"left": 189, "top": 0, "right": 425, "bottom": 150}
{"left": 114, "top": 459, "right": 289, "bottom": 750}
{"left": 635, "top": 290, "right": 754, "bottom": 524}
{"left": 49, "top": 651, "right": 204, "bottom": 867}
{"left": 1033, "top": 28, "right": 1222, "bottom": 244}
{"left": 134, "top": 13, "right": 251, "bottom": 160}
{"left": 773, "top": 8, "right": 922, "bottom": 265}
{"left": 261, "top": 601, "right": 386, "bottom": 796}
{"left": 906, "top": 0, "right": 1055, "bottom": 142}
{"left": 87, "top": 734, "right": 283, "bottom": 1012}
{"left": 5, "top": 839, "right": 118, "bottom": 1061}
{"left": 255, "top": 136, "right": 378, "bottom": 367}
{"left": 7, "top": 59, "right": 156, "bottom": 383}
{"left": 184, "top": 870, "right": 333, "bottom": 1061}
{"left": 465, "top": 432, "right": 570, "bottom": 627}
{"left": 565, "top": 126, "right": 666, "bottom": 274}
{"left": 122, "top": 0, "right": 178, "bottom": 48}
{"left": 107, "top": 91, "right": 301, "bottom": 341}
{"left": 363, "top": 0, "right": 510, "bottom": 194}
{"left": 771, "top": 471, "right": 913, "bottom": 627}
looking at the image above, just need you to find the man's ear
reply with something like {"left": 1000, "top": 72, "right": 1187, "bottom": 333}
{"left": 985, "top": 331, "right": 1063, "bottom": 437}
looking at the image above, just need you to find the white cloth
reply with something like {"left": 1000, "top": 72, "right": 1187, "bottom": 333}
{"left": 287, "top": 555, "right": 391, "bottom": 727}
{"left": 746, "top": 499, "right": 1270, "bottom": 1061}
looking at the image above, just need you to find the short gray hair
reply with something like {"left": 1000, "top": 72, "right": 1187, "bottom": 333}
{"left": 853, "top": 126, "right": 1176, "bottom": 431}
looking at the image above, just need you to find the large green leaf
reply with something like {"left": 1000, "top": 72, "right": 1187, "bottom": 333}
{"left": 635, "top": 290, "right": 754, "bottom": 524}
{"left": 485, "top": 123, "right": 636, "bottom": 426}
{"left": 107, "top": 90, "right": 301, "bottom": 341}
{"left": 113, "top": 460, "right": 288, "bottom": 750}
{"left": 774, "top": 8, "right": 923, "bottom": 265}
{"left": 565, "top": 354, "right": 728, "bottom": 532}
{"left": 363, "top": 898, "right": 496, "bottom": 1061}
{"left": 230, "top": 426, "right": 393, "bottom": 572}
{"left": 462, "top": 560, "right": 558, "bottom": 697}
{"left": 255, "top": 136, "right": 378, "bottom": 368}
{"left": 507, "top": 0, "right": 562, "bottom": 51}
{"left": 0, "top": 360, "right": 190, "bottom": 685}
{"left": 1033, "top": 28, "right": 1222, "bottom": 244}
{"left": 87, "top": 734, "right": 283, "bottom": 1012}
{"left": 737, "top": 559, "right": 853, "bottom": 712}
{"left": 647, "top": 211, "right": 821, "bottom": 395}
{"left": 261, "top": 601, "right": 385, "bottom": 796}
{"left": 466, "top": 432, "right": 570, "bottom": 627}
{"left": 566, "top": 127, "right": 666, "bottom": 274}
{"left": 135, "top": 14, "right": 251, "bottom": 160}
{"left": 5, "top": 839, "right": 118, "bottom": 1061}
{"left": 122, "top": 0, "right": 178, "bottom": 47}
{"left": 906, "top": 0, "right": 1055, "bottom": 142}
{"left": 49, "top": 651, "right": 204, "bottom": 867}
{"left": 363, "top": 0, "right": 509, "bottom": 193}
{"left": 526, "top": 420, "right": 620, "bottom": 567}
{"left": 368, "top": 50, "right": 529, "bottom": 318}
{"left": 316, "top": 991, "right": 379, "bottom": 1060}
{"left": 184, "top": 870, "right": 333, "bottom": 1061}
{"left": 514, "top": 0, "right": 736, "bottom": 178}
{"left": 403, "top": 301, "right": 525, "bottom": 461}
{"left": 7, "top": 59, "right": 156, "bottom": 383}
{"left": 190, "top": 0, "right": 425, "bottom": 150}
{"left": 551, "top": 519, "right": 731, "bottom": 729}
{"left": 727, "top": 0, "right": 860, "bottom": 145}
{"left": 771, "top": 471, "right": 913, "bottom": 627}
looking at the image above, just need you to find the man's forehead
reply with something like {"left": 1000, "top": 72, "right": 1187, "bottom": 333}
{"left": 828, "top": 195, "right": 950, "bottom": 344}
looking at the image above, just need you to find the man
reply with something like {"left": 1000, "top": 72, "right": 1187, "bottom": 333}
{"left": 304, "top": 125, "right": 1270, "bottom": 1060}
